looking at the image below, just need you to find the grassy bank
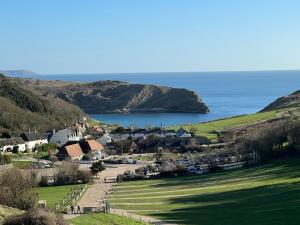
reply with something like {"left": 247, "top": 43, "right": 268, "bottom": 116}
{"left": 0, "top": 205, "right": 23, "bottom": 224}
{"left": 109, "top": 158, "right": 300, "bottom": 225}
{"left": 35, "top": 184, "right": 83, "bottom": 209}
{"left": 170, "top": 110, "right": 278, "bottom": 139}
{"left": 69, "top": 213, "right": 144, "bottom": 225}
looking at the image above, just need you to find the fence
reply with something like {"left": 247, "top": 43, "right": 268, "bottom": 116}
{"left": 55, "top": 184, "right": 87, "bottom": 213}
{"left": 109, "top": 209, "right": 149, "bottom": 224}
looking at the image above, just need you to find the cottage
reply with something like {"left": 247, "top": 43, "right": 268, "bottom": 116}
{"left": 20, "top": 132, "right": 48, "bottom": 150}
{"left": 83, "top": 139, "right": 104, "bottom": 153}
{"left": 97, "top": 133, "right": 112, "bottom": 146}
{"left": 59, "top": 143, "right": 83, "bottom": 160}
{"left": 0, "top": 137, "right": 26, "bottom": 153}
{"left": 49, "top": 128, "right": 82, "bottom": 147}
{"left": 176, "top": 128, "right": 192, "bottom": 138}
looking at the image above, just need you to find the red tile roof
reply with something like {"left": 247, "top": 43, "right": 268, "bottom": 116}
{"left": 86, "top": 140, "right": 104, "bottom": 151}
{"left": 65, "top": 143, "right": 83, "bottom": 159}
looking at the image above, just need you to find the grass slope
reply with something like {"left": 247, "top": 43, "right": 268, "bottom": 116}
{"left": 109, "top": 158, "right": 300, "bottom": 225}
{"left": 35, "top": 185, "right": 83, "bottom": 209}
{"left": 170, "top": 111, "right": 277, "bottom": 139}
{"left": 0, "top": 205, "right": 23, "bottom": 224}
{"left": 69, "top": 213, "right": 144, "bottom": 225}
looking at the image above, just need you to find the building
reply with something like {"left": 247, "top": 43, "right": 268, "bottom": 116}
{"left": 0, "top": 137, "right": 26, "bottom": 153}
{"left": 176, "top": 128, "right": 192, "bottom": 138}
{"left": 20, "top": 132, "right": 48, "bottom": 150}
{"left": 97, "top": 133, "right": 112, "bottom": 146}
{"left": 49, "top": 128, "right": 82, "bottom": 147}
{"left": 58, "top": 143, "right": 83, "bottom": 160}
{"left": 82, "top": 139, "right": 104, "bottom": 154}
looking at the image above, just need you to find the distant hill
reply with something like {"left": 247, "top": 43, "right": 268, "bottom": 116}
{"left": 0, "top": 70, "right": 37, "bottom": 77}
{"left": 261, "top": 90, "right": 300, "bottom": 112}
{"left": 0, "top": 74, "right": 85, "bottom": 133}
{"left": 16, "top": 78, "right": 209, "bottom": 114}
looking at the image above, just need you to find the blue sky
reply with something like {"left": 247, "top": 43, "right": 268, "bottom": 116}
{"left": 0, "top": 0, "right": 299, "bottom": 74}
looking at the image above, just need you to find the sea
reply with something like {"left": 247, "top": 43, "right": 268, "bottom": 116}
{"left": 15, "top": 71, "right": 300, "bottom": 128}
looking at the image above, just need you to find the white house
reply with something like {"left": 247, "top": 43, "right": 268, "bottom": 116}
{"left": 20, "top": 132, "right": 48, "bottom": 151}
{"left": 0, "top": 137, "right": 26, "bottom": 153}
{"left": 97, "top": 133, "right": 112, "bottom": 146}
{"left": 49, "top": 128, "right": 82, "bottom": 147}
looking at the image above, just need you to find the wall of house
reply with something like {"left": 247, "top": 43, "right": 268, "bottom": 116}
{"left": 1, "top": 144, "right": 26, "bottom": 152}
{"left": 25, "top": 139, "right": 48, "bottom": 150}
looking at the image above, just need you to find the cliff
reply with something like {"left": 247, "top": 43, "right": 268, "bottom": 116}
{"left": 261, "top": 90, "right": 300, "bottom": 112}
{"left": 16, "top": 79, "right": 209, "bottom": 114}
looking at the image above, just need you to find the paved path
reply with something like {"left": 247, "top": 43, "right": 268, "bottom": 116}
{"left": 64, "top": 163, "right": 177, "bottom": 224}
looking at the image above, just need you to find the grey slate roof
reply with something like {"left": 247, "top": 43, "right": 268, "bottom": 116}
{"left": 20, "top": 132, "right": 47, "bottom": 142}
{"left": 0, "top": 137, "right": 25, "bottom": 146}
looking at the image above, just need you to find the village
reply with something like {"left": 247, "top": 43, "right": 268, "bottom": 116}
{"left": 0, "top": 117, "right": 243, "bottom": 175}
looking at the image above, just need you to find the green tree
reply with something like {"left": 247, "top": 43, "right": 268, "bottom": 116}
{"left": 90, "top": 161, "right": 105, "bottom": 177}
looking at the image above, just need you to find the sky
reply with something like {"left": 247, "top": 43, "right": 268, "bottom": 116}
{"left": 0, "top": 0, "right": 300, "bottom": 74}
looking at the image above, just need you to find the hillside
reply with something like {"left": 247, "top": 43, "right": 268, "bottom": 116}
{"left": 16, "top": 78, "right": 209, "bottom": 114}
{"left": 109, "top": 158, "right": 300, "bottom": 225}
{"left": 261, "top": 90, "right": 300, "bottom": 112}
{"left": 0, "top": 205, "right": 23, "bottom": 224}
{"left": 0, "top": 74, "right": 85, "bottom": 133}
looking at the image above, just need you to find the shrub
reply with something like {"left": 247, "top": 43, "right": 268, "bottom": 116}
{"left": 39, "top": 176, "right": 49, "bottom": 187}
{"left": 0, "top": 168, "right": 38, "bottom": 209}
{"left": 54, "top": 161, "right": 79, "bottom": 185}
{"left": 77, "top": 170, "right": 93, "bottom": 184}
{"left": 90, "top": 161, "right": 105, "bottom": 177}
{"left": 48, "top": 154, "right": 58, "bottom": 162}
{"left": 4, "top": 208, "right": 67, "bottom": 225}
{"left": 0, "top": 154, "right": 11, "bottom": 165}
{"left": 12, "top": 146, "right": 19, "bottom": 154}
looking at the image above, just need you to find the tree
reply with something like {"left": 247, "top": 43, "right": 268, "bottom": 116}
{"left": 0, "top": 167, "right": 38, "bottom": 209}
{"left": 189, "top": 127, "right": 198, "bottom": 137}
{"left": 12, "top": 146, "right": 19, "bottom": 154}
{"left": 0, "top": 154, "right": 11, "bottom": 165}
{"left": 90, "top": 161, "right": 105, "bottom": 177}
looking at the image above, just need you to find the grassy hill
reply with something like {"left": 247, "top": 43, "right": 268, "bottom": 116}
{"left": 262, "top": 90, "right": 300, "bottom": 112}
{"left": 170, "top": 110, "right": 278, "bottom": 140}
{"left": 69, "top": 213, "right": 144, "bottom": 225}
{"left": 0, "top": 74, "right": 85, "bottom": 133}
{"left": 109, "top": 158, "right": 300, "bottom": 225}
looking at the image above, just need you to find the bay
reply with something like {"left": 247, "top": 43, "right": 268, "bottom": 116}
{"left": 19, "top": 71, "right": 300, "bottom": 128}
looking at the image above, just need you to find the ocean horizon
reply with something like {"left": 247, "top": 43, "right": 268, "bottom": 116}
{"left": 14, "top": 70, "right": 300, "bottom": 128}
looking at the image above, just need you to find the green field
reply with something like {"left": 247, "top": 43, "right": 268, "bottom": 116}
{"left": 69, "top": 213, "right": 144, "bottom": 225}
{"left": 109, "top": 158, "right": 300, "bottom": 225}
{"left": 11, "top": 160, "right": 33, "bottom": 169}
{"left": 35, "top": 184, "right": 83, "bottom": 209}
{"left": 170, "top": 110, "right": 277, "bottom": 139}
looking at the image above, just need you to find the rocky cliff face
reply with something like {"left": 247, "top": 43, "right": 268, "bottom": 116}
{"left": 16, "top": 79, "right": 209, "bottom": 114}
{"left": 261, "top": 90, "right": 300, "bottom": 112}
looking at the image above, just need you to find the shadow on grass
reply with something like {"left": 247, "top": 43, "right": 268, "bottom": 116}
{"left": 147, "top": 158, "right": 300, "bottom": 189}
{"left": 148, "top": 181, "right": 300, "bottom": 225}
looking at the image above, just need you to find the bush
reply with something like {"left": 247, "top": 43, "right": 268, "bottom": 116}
{"left": 39, "top": 176, "right": 49, "bottom": 187}
{"left": 90, "top": 161, "right": 105, "bottom": 177}
{"left": 48, "top": 155, "right": 58, "bottom": 162}
{"left": 0, "top": 168, "right": 38, "bottom": 209}
{"left": 4, "top": 208, "right": 67, "bottom": 225}
{"left": 54, "top": 161, "right": 79, "bottom": 185}
{"left": 12, "top": 146, "right": 19, "bottom": 154}
{"left": 0, "top": 154, "right": 11, "bottom": 165}
{"left": 77, "top": 170, "right": 93, "bottom": 184}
